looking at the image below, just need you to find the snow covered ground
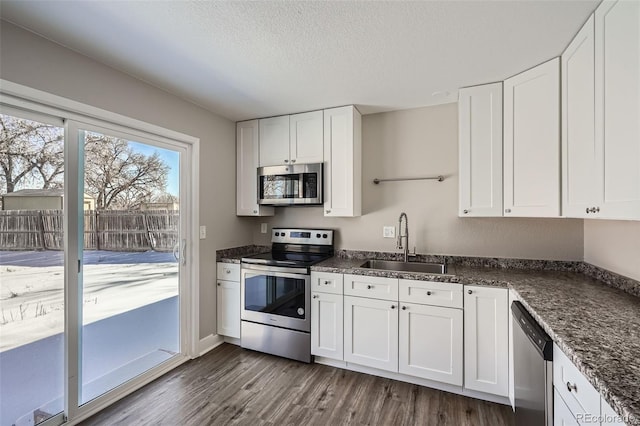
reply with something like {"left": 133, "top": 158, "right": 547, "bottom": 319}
{"left": 0, "top": 250, "right": 178, "bottom": 351}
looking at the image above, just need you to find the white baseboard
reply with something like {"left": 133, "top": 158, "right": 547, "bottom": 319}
{"left": 198, "top": 334, "right": 224, "bottom": 356}
{"left": 223, "top": 336, "right": 241, "bottom": 346}
{"left": 314, "top": 356, "right": 511, "bottom": 406}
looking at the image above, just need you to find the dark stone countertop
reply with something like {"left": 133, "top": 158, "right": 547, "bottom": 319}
{"left": 312, "top": 257, "right": 640, "bottom": 426}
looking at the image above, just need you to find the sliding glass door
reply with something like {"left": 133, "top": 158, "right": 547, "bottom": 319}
{"left": 74, "top": 124, "right": 183, "bottom": 405}
{"left": 1, "top": 98, "right": 193, "bottom": 425}
{"left": 0, "top": 109, "right": 66, "bottom": 426}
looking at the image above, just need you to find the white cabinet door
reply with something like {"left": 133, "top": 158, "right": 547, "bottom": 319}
{"left": 458, "top": 83, "right": 503, "bottom": 217}
{"left": 399, "top": 303, "right": 463, "bottom": 385}
{"left": 464, "top": 285, "right": 509, "bottom": 396}
{"left": 555, "top": 389, "right": 580, "bottom": 426}
{"left": 595, "top": 0, "right": 640, "bottom": 220}
{"left": 259, "top": 115, "right": 290, "bottom": 167}
{"left": 601, "top": 397, "right": 627, "bottom": 426}
{"left": 217, "top": 280, "right": 240, "bottom": 338}
{"left": 562, "top": 15, "right": 597, "bottom": 218}
{"left": 311, "top": 292, "right": 343, "bottom": 360}
{"left": 323, "top": 106, "right": 362, "bottom": 217}
{"left": 290, "top": 110, "right": 323, "bottom": 164}
{"left": 504, "top": 58, "right": 561, "bottom": 217}
{"left": 344, "top": 295, "right": 398, "bottom": 372}
{"left": 236, "top": 120, "right": 274, "bottom": 216}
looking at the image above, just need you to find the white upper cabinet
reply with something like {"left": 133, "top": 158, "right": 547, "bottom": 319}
{"left": 258, "top": 115, "right": 290, "bottom": 167}
{"left": 504, "top": 58, "right": 561, "bottom": 217}
{"left": 323, "top": 106, "right": 362, "bottom": 217}
{"left": 562, "top": 14, "right": 596, "bottom": 218}
{"left": 458, "top": 83, "right": 503, "bottom": 217}
{"left": 236, "top": 120, "right": 274, "bottom": 216}
{"left": 290, "top": 110, "right": 324, "bottom": 165}
{"left": 595, "top": 0, "right": 640, "bottom": 220}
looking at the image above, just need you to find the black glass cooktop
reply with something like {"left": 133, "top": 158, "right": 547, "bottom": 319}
{"left": 241, "top": 251, "right": 331, "bottom": 267}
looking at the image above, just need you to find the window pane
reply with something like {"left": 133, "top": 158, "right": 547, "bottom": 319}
{"left": 0, "top": 113, "right": 64, "bottom": 425}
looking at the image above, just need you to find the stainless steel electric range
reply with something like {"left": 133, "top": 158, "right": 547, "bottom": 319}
{"left": 240, "top": 228, "right": 334, "bottom": 363}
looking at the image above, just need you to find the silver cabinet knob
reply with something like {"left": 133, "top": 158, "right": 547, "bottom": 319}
{"left": 401, "top": 306, "right": 407, "bottom": 310}
{"left": 426, "top": 291, "right": 432, "bottom": 296}
{"left": 253, "top": 210, "right": 257, "bottom": 214}
{"left": 463, "top": 209, "right": 469, "bottom": 214}
{"left": 291, "top": 159, "right": 296, "bottom": 163}
{"left": 367, "top": 285, "right": 372, "bottom": 289}
{"left": 284, "top": 159, "right": 289, "bottom": 163}
{"left": 217, "top": 282, "right": 220, "bottom": 286}
{"left": 326, "top": 210, "right": 331, "bottom": 214}
{"left": 324, "top": 280, "right": 331, "bottom": 285}
{"left": 467, "top": 289, "right": 472, "bottom": 295}
{"left": 225, "top": 269, "right": 231, "bottom": 274}
{"left": 312, "top": 294, "right": 319, "bottom": 299}
{"left": 390, "top": 305, "right": 396, "bottom": 309}
{"left": 594, "top": 207, "right": 600, "bottom": 213}
{"left": 505, "top": 209, "right": 511, "bottom": 213}
{"left": 566, "top": 382, "right": 577, "bottom": 393}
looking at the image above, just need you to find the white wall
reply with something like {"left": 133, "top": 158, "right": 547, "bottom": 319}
{"left": 0, "top": 21, "right": 252, "bottom": 338}
{"left": 253, "top": 104, "right": 585, "bottom": 260}
{"left": 584, "top": 221, "right": 640, "bottom": 281}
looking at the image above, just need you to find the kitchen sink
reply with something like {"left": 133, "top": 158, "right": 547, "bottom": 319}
{"left": 359, "top": 259, "right": 448, "bottom": 274}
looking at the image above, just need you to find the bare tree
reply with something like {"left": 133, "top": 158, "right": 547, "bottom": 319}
{"left": 84, "top": 133, "right": 169, "bottom": 210}
{"left": 0, "top": 114, "right": 64, "bottom": 193}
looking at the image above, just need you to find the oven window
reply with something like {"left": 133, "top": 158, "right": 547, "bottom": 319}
{"left": 260, "top": 174, "right": 299, "bottom": 199}
{"left": 244, "top": 274, "right": 306, "bottom": 319}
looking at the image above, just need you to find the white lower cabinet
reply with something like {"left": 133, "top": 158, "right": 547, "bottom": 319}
{"left": 216, "top": 280, "right": 240, "bottom": 338}
{"left": 464, "top": 285, "right": 509, "bottom": 396}
{"left": 398, "top": 303, "right": 463, "bottom": 385}
{"left": 311, "top": 292, "right": 343, "bottom": 360}
{"left": 602, "top": 397, "right": 628, "bottom": 426}
{"left": 344, "top": 295, "right": 398, "bottom": 372}
{"left": 555, "top": 389, "right": 580, "bottom": 426}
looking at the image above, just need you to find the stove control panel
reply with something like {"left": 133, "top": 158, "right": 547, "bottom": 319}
{"left": 272, "top": 228, "right": 333, "bottom": 246}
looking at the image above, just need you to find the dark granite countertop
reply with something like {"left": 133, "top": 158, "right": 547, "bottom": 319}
{"left": 217, "top": 246, "right": 639, "bottom": 424}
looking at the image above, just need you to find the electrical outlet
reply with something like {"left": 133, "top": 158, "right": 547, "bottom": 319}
{"left": 199, "top": 225, "right": 207, "bottom": 239}
{"left": 260, "top": 223, "right": 268, "bottom": 234}
{"left": 383, "top": 226, "right": 395, "bottom": 238}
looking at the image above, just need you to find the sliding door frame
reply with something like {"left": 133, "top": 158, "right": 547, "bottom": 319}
{"left": 0, "top": 79, "right": 200, "bottom": 425}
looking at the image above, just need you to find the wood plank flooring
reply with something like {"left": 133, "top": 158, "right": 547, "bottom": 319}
{"left": 82, "top": 344, "right": 514, "bottom": 426}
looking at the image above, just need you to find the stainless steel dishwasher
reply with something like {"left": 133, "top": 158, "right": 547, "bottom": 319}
{"left": 511, "top": 301, "right": 553, "bottom": 426}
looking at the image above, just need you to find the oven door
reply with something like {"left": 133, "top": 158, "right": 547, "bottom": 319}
{"left": 241, "top": 265, "right": 311, "bottom": 332}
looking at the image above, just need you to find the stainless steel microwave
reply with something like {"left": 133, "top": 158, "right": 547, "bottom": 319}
{"left": 257, "top": 163, "right": 323, "bottom": 205}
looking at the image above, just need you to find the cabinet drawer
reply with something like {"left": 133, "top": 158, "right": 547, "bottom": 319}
{"left": 553, "top": 344, "right": 601, "bottom": 422}
{"left": 310, "top": 272, "right": 343, "bottom": 294}
{"left": 399, "top": 279, "right": 463, "bottom": 308}
{"left": 217, "top": 262, "right": 240, "bottom": 282}
{"left": 344, "top": 274, "right": 398, "bottom": 301}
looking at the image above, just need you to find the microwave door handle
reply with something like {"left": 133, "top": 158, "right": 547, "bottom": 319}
{"left": 298, "top": 174, "right": 304, "bottom": 198}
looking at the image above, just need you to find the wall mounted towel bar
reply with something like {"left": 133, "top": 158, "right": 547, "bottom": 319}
{"left": 373, "top": 175, "right": 444, "bottom": 184}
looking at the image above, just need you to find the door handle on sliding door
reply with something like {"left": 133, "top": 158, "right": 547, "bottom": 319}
{"left": 181, "top": 239, "right": 186, "bottom": 266}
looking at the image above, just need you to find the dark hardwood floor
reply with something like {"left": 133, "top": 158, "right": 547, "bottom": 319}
{"left": 82, "top": 344, "right": 514, "bottom": 426}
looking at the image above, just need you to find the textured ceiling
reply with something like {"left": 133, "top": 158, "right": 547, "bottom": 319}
{"left": 0, "top": 1, "right": 598, "bottom": 121}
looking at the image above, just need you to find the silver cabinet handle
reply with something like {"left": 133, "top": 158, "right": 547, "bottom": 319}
{"left": 401, "top": 306, "right": 407, "bottom": 310}
{"left": 367, "top": 285, "right": 372, "bottom": 289}
{"left": 566, "top": 382, "right": 577, "bottom": 393}
{"left": 467, "top": 289, "right": 472, "bottom": 295}
{"left": 463, "top": 209, "right": 469, "bottom": 214}
{"left": 390, "top": 305, "right": 396, "bottom": 309}
{"left": 284, "top": 159, "right": 289, "bottom": 163}
{"left": 505, "top": 209, "right": 511, "bottom": 213}
{"left": 312, "top": 295, "right": 319, "bottom": 299}
{"left": 426, "top": 291, "right": 432, "bottom": 296}
{"left": 324, "top": 280, "right": 331, "bottom": 285}
{"left": 586, "top": 207, "right": 590, "bottom": 214}
{"left": 594, "top": 207, "right": 600, "bottom": 213}
{"left": 291, "top": 159, "right": 296, "bottom": 163}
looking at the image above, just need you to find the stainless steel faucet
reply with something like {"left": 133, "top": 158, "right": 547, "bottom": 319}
{"left": 397, "top": 212, "right": 409, "bottom": 262}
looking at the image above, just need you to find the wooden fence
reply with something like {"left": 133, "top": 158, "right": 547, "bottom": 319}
{"left": 0, "top": 209, "right": 179, "bottom": 252}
